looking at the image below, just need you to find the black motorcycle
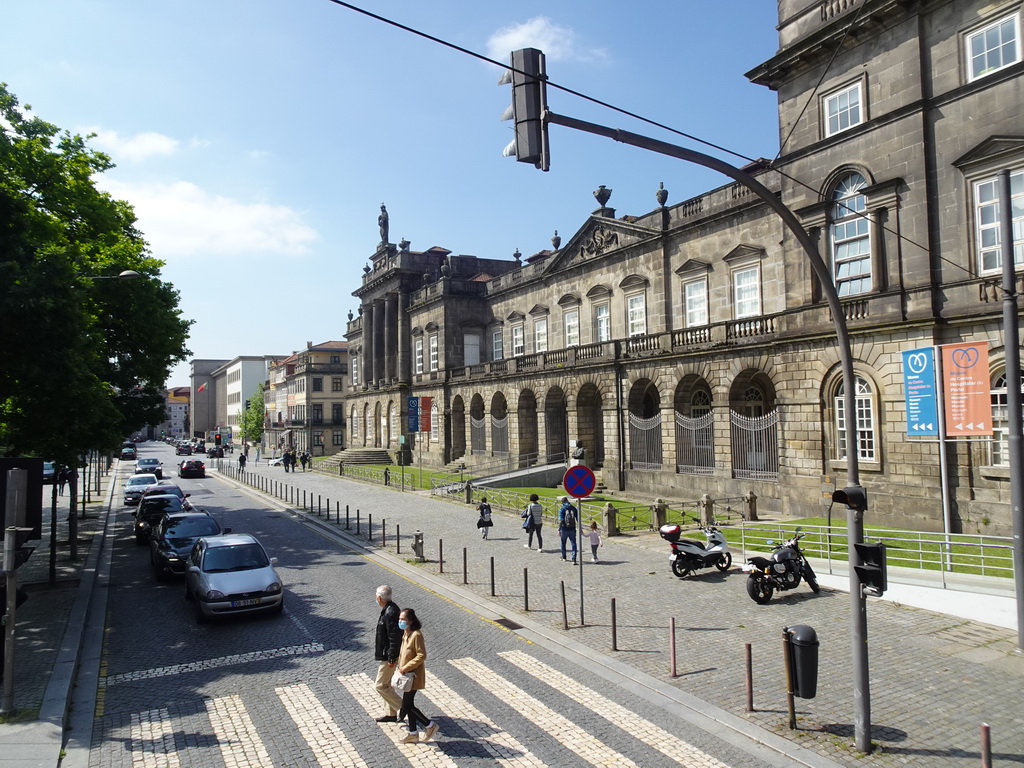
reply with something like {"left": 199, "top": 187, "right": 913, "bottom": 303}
{"left": 742, "top": 528, "right": 820, "bottom": 604}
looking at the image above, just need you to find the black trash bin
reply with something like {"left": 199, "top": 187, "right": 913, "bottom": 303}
{"left": 786, "top": 624, "right": 819, "bottom": 698}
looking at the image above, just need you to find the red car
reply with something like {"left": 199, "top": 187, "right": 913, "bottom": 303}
{"left": 179, "top": 459, "right": 206, "bottom": 479}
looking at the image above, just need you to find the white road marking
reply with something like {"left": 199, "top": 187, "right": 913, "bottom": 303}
{"left": 420, "top": 675, "right": 547, "bottom": 767}
{"left": 500, "top": 650, "right": 732, "bottom": 768}
{"left": 129, "top": 708, "right": 179, "bottom": 768}
{"left": 276, "top": 683, "right": 368, "bottom": 768}
{"left": 102, "top": 643, "right": 324, "bottom": 686}
{"left": 206, "top": 694, "right": 274, "bottom": 768}
{"left": 449, "top": 657, "right": 641, "bottom": 768}
{"left": 338, "top": 673, "right": 459, "bottom": 767}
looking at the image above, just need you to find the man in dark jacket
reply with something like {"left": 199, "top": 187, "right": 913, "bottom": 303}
{"left": 373, "top": 584, "right": 403, "bottom": 721}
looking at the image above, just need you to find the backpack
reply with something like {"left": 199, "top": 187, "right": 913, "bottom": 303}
{"left": 562, "top": 504, "right": 577, "bottom": 529}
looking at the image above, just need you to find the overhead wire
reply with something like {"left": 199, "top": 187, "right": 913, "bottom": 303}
{"left": 324, "top": 0, "right": 983, "bottom": 281}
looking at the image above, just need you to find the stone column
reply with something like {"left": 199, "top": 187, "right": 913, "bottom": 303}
{"left": 362, "top": 303, "right": 375, "bottom": 388}
{"left": 384, "top": 293, "right": 398, "bottom": 381}
{"left": 397, "top": 291, "right": 411, "bottom": 382}
{"left": 372, "top": 299, "right": 385, "bottom": 384}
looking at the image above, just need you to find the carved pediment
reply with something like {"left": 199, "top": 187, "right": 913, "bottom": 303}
{"left": 675, "top": 258, "right": 711, "bottom": 276}
{"left": 954, "top": 136, "right": 1024, "bottom": 171}
{"left": 528, "top": 304, "right": 549, "bottom": 316}
{"left": 723, "top": 244, "right": 766, "bottom": 264}
{"left": 542, "top": 217, "right": 658, "bottom": 274}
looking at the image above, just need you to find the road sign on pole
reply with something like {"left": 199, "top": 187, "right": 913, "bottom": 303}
{"left": 562, "top": 465, "right": 595, "bottom": 498}
{"left": 902, "top": 347, "right": 938, "bottom": 436}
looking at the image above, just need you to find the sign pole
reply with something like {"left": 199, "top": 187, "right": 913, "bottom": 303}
{"left": 577, "top": 493, "right": 584, "bottom": 625}
{"left": 562, "top": 464, "right": 596, "bottom": 627}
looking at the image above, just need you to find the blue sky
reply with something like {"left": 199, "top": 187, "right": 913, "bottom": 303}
{"left": 4, "top": 1, "right": 781, "bottom": 386}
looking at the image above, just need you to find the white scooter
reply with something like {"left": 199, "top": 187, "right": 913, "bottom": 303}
{"left": 659, "top": 523, "right": 733, "bottom": 578}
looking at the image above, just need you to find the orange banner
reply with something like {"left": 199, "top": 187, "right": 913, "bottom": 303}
{"left": 940, "top": 342, "right": 991, "bottom": 436}
{"left": 420, "top": 397, "right": 432, "bottom": 433}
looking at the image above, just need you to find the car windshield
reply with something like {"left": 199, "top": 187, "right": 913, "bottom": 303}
{"left": 202, "top": 543, "right": 269, "bottom": 572}
{"left": 139, "top": 459, "right": 158, "bottom": 466}
{"left": 127, "top": 476, "right": 156, "bottom": 487}
{"left": 141, "top": 498, "right": 184, "bottom": 515}
{"left": 166, "top": 518, "right": 220, "bottom": 538}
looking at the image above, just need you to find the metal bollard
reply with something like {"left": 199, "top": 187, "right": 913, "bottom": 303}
{"left": 346, "top": 504, "right": 350, "bottom": 529}
{"left": 463, "top": 548, "right": 468, "bottom": 584}
{"left": 745, "top": 643, "right": 754, "bottom": 712}
{"left": 439, "top": 539, "right": 444, "bottom": 573}
{"left": 381, "top": 518, "right": 386, "bottom": 547}
{"left": 368, "top": 514, "right": 372, "bottom": 541}
{"left": 611, "top": 597, "right": 617, "bottom": 651}
{"left": 981, "top": 723, "right": 992, "bottom": 768}
{"left": 490, "top": 556, "right": 495, "bottom": 596}
{"left": 523, "top": 567, "right": 529, "bottom": 611}
{"left": 669, "top": 617, "right": 677, "bottom": 677}
{"left": 356, "top": 510, "right": 361, "bottom": 536}
{"left": 561, "top": 581, "right": 568, "bottom": 630}
{"left": 396, "top": 523, "right": 401, "bottom": 554}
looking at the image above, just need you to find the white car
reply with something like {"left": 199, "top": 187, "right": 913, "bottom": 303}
{"left": 123, "top": 473, "right": 159, "bottom": 505}
{"left": 185, "top": 533, "right": 284, "bottom": 623}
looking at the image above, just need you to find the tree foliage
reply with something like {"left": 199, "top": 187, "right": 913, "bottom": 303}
{"left": 0, "top": 84, "right": 192, "bottom": 464}
{"left": 237, "top": 383, "right": 265, "bottom": 448}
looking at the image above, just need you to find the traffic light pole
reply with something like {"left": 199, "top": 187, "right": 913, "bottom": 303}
{"left": 543, "top": 109, "right": 872, "bottom": 751}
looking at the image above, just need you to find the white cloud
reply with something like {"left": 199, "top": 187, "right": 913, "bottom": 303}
{"left": 83, "top": 127, "right": 180, "bottom": 163}
{"left": 101, "top": 179, "right": 318, "bottom": 258}
{"left": 486, "top": 17, "right": 606, "bottom": 64}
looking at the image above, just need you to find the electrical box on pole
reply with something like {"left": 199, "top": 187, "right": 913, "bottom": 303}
{"left": 499, "top": 48, "right": 549, "bottom": 171}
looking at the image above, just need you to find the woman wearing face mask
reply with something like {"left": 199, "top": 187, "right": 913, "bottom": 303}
{"left": 396, "top": 608, "right": 438, "bottom": 743}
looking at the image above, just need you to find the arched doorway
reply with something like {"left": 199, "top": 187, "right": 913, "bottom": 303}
{"left": 576, "top": 383, "right": 605, "bottom": 467}
{"left": 627, "top": 378, "right": 662, "bottom": 470}
{"left": 470, "top": 394, "right": 486, "bottom": 456}
{"left": 728, "top": 371, "right": 778, "bottom": 480}
{"left": 373, "top": 402, "right": 382, "bottom": 448}
{"left": 544, "top": 386, "right": 568, "bottom": 461}
{"left": 491, "top": 392, "right": 509, "bottom": 458}
{"left": 674, "top": 375, "right": 714, "bottom": 475}
{"left": 451, "top": 395, "right": 466, "bottom": 461}
{"left": 517, "top": 389, "right": 538, "bottom": 466}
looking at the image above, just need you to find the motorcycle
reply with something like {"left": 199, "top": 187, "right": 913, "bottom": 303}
{"left": 742, "top": 528, "right": 820, "bottom": 604}
{"left": 658, "top": 523, "right": 733, "bottom": 578}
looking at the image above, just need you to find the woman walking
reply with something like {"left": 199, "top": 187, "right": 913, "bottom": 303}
{"left": 396, "top": 608, "right": 439, "bottom": 743}
{"left": 521, "top": 493, "right": 544, "bottom": 551}
{"left": 476, "top": 496, "right": 493, "bottom": 539}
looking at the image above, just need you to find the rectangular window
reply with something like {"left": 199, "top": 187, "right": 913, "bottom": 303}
{"left": 414, "top": 338, "right": 424, "bottom": 374}
{"left": 352, "top": 358, "right": 359, "bottom": 386}
{"left": 627, "top": 294, "right": 646, "bottom": 337}
{"left": 594, "top": 303, "right": 611, "bottom": 342}
{"left": 464, "top": 332, "right": 481, "bottom": 366}
{"left": 823, "top": 82, "right": 862, "bottom": 137}
{"left": 733, "top": 266, "right": 761, "bottom": 319}
{"left": 564, "top": 309, "right": 580, "bottom": 347}
{"left": 492, "top": 329, "right": 504, "bottom": 360}
{"left": 311, "top": 404, "right": 323, "bottom": 424}
{"left": 512, "top": 324, "right": 525, "bottom": 356}
{"left": 330, "top": 355, "right": 340, "bottom": 364}
{"left": 333, "top": 431, "right": 344, "bottom": 446}
{"left": 684, "top": 279, "right": 708, "bottom": 326}
{"left": 331, "top": 377, "right": 343, "bottom": 392}
{"left": 430, "top": 404, "right": 439, "bottom": 443}
{"left": 975, "top": 170, "right": 1024, "bottom": 274}
{"left": 967, "top": 13, "right": 1020, "bottom": 82}
{"left": 351, "top": 409, "right": 358, "bottom": 437}
{"left": 312, "top": 377, "right": 323, "bottom": 392}
{"left": 332, "top": 403, "right": 343, "bottom": 423}
{"left": 534, "top": 318, "right": 548, "bottom": 352}
{"left": 836, "top": 393, "right": 876, "bottom": 461}
{"left": 429, "top": 335, "right": 439, "bottom": 371}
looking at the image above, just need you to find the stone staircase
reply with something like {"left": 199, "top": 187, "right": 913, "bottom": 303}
{"left": 318, "top": 448, "right": 393, "bottom": 467}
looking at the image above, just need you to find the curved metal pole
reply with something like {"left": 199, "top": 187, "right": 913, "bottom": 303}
{"left": 546, "top": 110, "right": 870, "bottom": 751}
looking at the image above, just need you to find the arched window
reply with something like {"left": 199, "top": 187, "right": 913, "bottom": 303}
{"left": 990, "top": 370, "right": 1024, "bottom": 466}
{"left": 350, "top": 406, "right": 358, "bottom": 438}
{"left": 830, "top": 173, "right": 871, "bottom": 296}
{"left": 389, "top": 402, "right": 398, "bottom": 442}
{"left": 690, "top": 389, "right": 712, "bottom": 418}
{"left": 431, "top": 400, "right": 440, "bottom": 442}
{"left": 835, "top": 376, "right": 876, "bottom": 461}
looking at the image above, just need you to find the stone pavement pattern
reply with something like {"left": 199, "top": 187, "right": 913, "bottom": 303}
{"left": 222, "top": 460, "right": 1024, "bottom": 767}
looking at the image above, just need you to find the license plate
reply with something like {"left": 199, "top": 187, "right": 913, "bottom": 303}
{"left": 231, "top": 598, "right": 262, "bottom": 608}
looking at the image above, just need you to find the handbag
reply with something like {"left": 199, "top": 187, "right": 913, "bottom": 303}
{"left": 391, "top": 669, "right": 414, "bottom": 693}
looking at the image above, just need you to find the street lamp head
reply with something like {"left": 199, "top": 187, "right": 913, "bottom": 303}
{"left": 90, "top": 269, "right": 143, "bottom": 281}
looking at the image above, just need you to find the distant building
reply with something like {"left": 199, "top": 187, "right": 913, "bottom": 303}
{"left": 155, "top": 386, "right": 190, "bottom": 439}
{"left": 264, "top": 341, "right": 348, "bottom": 455}
{"left": 191, "top": 356, "right": 283, "bottom": 442}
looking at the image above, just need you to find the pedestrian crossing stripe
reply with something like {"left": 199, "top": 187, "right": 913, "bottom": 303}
{"left": 206, "top": 694, "right": 274, "bottom": 768}
{"left": 449, "top": 656, "right": 642, "bottom": 768}
{"left": 499, "top": 650, "right": 731, "bottom": 768}
{"left": 116, "top": 652, "right": 741, "bottom": 767}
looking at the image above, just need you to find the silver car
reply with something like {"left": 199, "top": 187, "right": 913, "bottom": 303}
{"left": 123, "top": 473, "right": 158, "bottom": 505}
{"left": 185, "top": 533, "right": 283, "bottom": 623}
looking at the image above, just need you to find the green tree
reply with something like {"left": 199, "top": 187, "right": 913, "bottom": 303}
{"left": 0, "top": 83, "right": 191, "bottom": 466}
{"left": 237, "top": 383, "right": 265, "bottom": 448}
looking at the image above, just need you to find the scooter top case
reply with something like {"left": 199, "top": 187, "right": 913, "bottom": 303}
{"left": 659, "top": 524, "right": 681, "bottom": 543}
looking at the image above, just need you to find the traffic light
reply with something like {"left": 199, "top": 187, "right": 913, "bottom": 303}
{"left": 854, "top": 541, "right": 888, "bottom": 596}
{"left": 832, "top": 485, "right": 867, "bottom": 511}
{"left": 500, "top": 48, "right": 549, "bottom": 171}
{"left": 215, "top": 434, "right": 222, "bottom": 446}
{"left": 244, "top": 399, "right": 251, "bottom": 411}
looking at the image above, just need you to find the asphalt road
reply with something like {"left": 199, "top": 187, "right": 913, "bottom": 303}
{"left": 89, "top": 444, "right": 788, "bottom": 768}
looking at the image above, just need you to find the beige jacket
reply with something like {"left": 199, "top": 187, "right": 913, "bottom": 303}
{"left": 398, "top": 629, "right": 427, "bottom": 690}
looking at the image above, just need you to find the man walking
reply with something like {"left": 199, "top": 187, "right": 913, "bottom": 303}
{"left": 558, "top": 496, "right": 579, "bottom": 565}
{"left": 372, "top": 584, "right": 404, "bottom": 722}
{"left": 238, "top": 452, "right": 247, "bottom": 472}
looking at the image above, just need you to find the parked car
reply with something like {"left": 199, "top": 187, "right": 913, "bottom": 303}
{"left": 134, "top": 457, "right": 163, "bottom": 479}
{"left": 178, "top": 459, "right": 206, "bottom": 478}
{"left": 185, "top": 533, "right": 284, "bottom": 623}
{"left": 133, "top": 494, "right": 189, "bottom": 544}
{"left": 207, "top": 447, "right": 224, "bottom": 458}
{"left": 123, "top": 473, "right": 159, "bottom": 505}
{"left": 120, "top": 447, "right": 137, "bottom": 461}
{"left": 176, "top": 444, "right": 192, "bottom": 456}
{"left": 149, "top": 511, "right": 227, "bottom": 580}
{"left": 140, "top": 482, "right": 193, "bottom": 509}
{"left": 42, "top": 461, "right": 57, "bottom": 484}
{"left": 267, "top": 456, "right": 285, "bottom": 467}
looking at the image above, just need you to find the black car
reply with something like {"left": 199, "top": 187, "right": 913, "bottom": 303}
{"left": 179, "top": 459, "right": 206, "bottom": 478}
{"left": 133, "top": 494, "right": 189, "bottom": 544}
{"left": 139, "top": 481, "right": 192, "bottom": 509}
{"left": 176, "top": 444, "right": 192, "bottom": 456}
{"left": 149, "top": 511, "right": 226, "bottom": 580}
{"left": 134, "top": 457, "right": 164, "bottom": 479}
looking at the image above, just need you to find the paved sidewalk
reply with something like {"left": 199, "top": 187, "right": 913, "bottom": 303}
{"left": 221, "top": 460, "right": 1024, "bottom": 767}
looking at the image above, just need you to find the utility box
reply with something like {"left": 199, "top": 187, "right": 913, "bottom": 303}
{"left": 785, "top": 624, "right": 819, "bottom": 699}
{"left": 412, "top": 530, "right": 425, "bottom": 562}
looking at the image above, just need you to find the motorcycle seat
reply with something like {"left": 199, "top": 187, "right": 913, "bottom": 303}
{"left": 678, "top": 538, "right": 706, "bottom": 549}
{"left": 747, "top": 556, "right": 773, "bottom": 569}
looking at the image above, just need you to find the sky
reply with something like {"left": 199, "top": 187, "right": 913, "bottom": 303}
{"left": 4, "top": 1, "right": 782, "bottom": 387}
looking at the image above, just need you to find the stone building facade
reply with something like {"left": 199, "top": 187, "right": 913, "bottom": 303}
{"left": 341, "top": 0, "right": 1024, "bottom": 535}
{"left": 264, "top": 341, "right": 348, "bottom": 455}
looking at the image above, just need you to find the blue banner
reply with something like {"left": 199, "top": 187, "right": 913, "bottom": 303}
{"left": 407, "top": 396, "right": 419, "bottom": 433}
{"left": 902, "top": 347, "right": 938, "bottom": 436}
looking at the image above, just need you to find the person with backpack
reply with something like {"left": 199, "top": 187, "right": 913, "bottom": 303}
{"left": 558, "top": 496, "right": 579, "bottom": 565}
{"left": 521, "top": 493, "right": 544, "bottom": 551}
{"left": 476, "top": 496, "right": 493, "bottom": 540}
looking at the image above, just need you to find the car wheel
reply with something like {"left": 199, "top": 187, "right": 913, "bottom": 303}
{"left": 194, "top": 598, "right": 208, "bottom": 624}
{"left": 272, "top": 594, "right": 285, "bottom": 614}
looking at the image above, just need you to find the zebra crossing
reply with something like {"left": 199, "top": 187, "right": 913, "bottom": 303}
{"left": 118, "top": 651, "right": 738, "bottom": 768}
